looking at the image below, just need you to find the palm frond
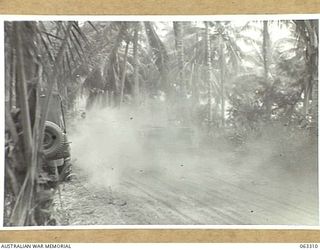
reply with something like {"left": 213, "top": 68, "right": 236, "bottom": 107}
{"left": 144, "top": 21, "right": 169, "bottom": 73}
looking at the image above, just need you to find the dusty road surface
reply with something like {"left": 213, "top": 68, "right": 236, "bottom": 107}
{"left": 53, "top": 145, "right": 318, "bottom": 225}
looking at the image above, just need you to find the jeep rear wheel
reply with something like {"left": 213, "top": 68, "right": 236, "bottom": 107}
{"left": 43, "top": 121, "right": 65, "bottom": 159}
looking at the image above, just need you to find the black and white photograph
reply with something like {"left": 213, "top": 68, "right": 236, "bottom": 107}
{"left": 3, "top": 17, "right": 319, "bottom": 227}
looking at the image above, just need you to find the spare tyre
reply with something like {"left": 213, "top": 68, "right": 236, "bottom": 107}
{"left": 43, "top": 121, "right": 65, "bottom": 159}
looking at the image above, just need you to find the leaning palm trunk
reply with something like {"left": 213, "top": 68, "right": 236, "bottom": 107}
{"left": 32, "top": 24, "right": 72, "bottom": 225}
{"left": 144, "top": 22, "right": 170, "bottom": 98}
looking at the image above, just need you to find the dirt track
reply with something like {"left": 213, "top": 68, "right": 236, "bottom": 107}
{"left": 54, "top": 145, "right": 319, "bottom": 226}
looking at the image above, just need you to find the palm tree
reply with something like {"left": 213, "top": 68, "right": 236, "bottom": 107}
{"left": 92, "top": 21, "right": 171, "bottom": 106}
{"left": 173, "top": 21, "right": 186, "bottom": 96}
{"left": 5, "top": 21, "right": 88, "bottom": 226}
{"left": 144, "top": 21, "right": 170, "bottom": 98}
{"left": 294, "top": 20, "right": 318, "bottom": 136}
{"left": 103, "top": 22, "right": 128, "bottom": 106}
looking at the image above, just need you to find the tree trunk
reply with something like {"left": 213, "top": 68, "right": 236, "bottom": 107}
{"left": 9, "top": 22, "right": 34, "bottom": 226}
{"left": 15, "top": 23, "right": 33, "bottom": 165}
{"left": 104, "top": 22, "right": 127, "bottom": 106}
{"left": 219, "top": 34, "right": 225, "bottom": 127}
{"left": 262, "top": 20, "right": 272, "bottom": 119}
{"left": 205, "top": 22, "right": 213, "bottom": 127}
{"left": 5, "top": 23, "right": 13, "bottom": 109}
{"left": 173, "top": 21, "right": 189, "bottom": 124}
{"left": 309, "top": 21, "right": 318, "bottom": 137}
{"left": 192, "top": 32, "right": 199, "bottom": 107}
{"left": 10, "top": 47, "right": 16, "bottom": 109}
{"left": 173, "top": 22, "right": 186, "bottom": 96}
{"left": 120, "top": 41, "right": 130, "bottom": 106}
{"left": 303, "top": 84, "right": 311, "bottom": 116}
{"left": 133, "top": 22, "right": 140, "bottom": 104}
{"left": 311, "top": 73, "right": 318, "bottom": 137}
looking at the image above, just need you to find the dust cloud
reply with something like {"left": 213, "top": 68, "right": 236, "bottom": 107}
{"left": 68, "top": 105, "right": 318, "bottom": 208}
{"left": 69, "top": 107, "right": 145, "bottom": 188}
{"left": 63, "top": 105, "right": 318, "bottom": 226}
{"left": 68, "top": 104, "right": 208, "bottom": 188}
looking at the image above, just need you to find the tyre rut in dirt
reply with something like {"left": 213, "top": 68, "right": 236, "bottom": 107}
{"left": 43, "top": 121, "right": 66, "bottom": 159}
{"left": 123, "top": 179, "right": 200, "bottom": 224}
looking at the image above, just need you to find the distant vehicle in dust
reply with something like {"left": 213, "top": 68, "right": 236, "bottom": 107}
{"left": 139, "top": 125, "right": 198, "bottom": 152}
